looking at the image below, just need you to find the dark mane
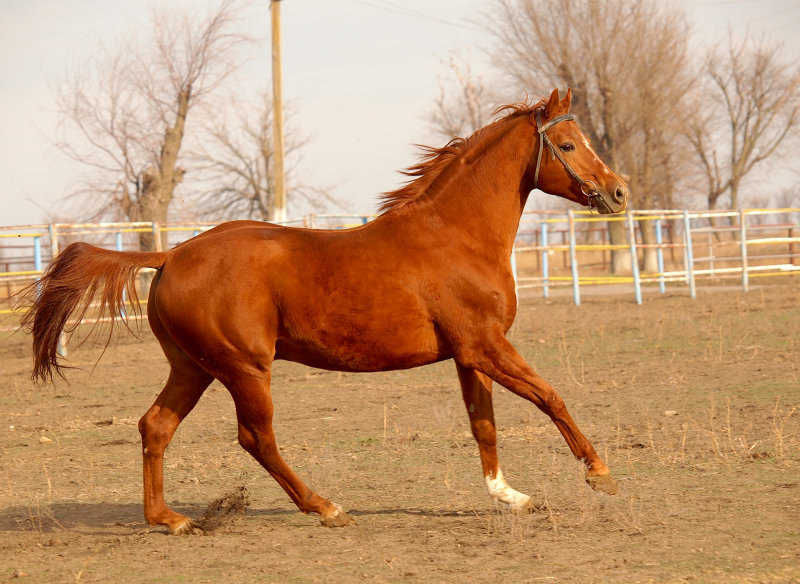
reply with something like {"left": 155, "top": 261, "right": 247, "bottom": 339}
{"left": 378, "top": 100, "right": 546, "bottom": 214}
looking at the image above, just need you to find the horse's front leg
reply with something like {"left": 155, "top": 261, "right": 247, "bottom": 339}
{"left": 455, "top": 363, "right": 536, "bottom": 512}
{"left": 456, "top": 327, "right": 618, "bottom": 495}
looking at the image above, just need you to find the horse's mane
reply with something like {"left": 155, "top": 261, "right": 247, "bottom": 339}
{"left": 378, "top": 100, "right": 546, "bottom": 214}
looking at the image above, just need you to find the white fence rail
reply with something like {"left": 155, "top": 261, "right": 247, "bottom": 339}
{"left": 1, "top": 209, "right": 798, "bottom": 326}
{"left": 512, "top": 208, "right": 799, "bottom": 304}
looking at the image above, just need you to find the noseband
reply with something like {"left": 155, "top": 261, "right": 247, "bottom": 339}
{"left": 533, "top": 110, "right": 602, "bottom": 207}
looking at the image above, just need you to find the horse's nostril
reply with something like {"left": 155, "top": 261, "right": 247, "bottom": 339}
{"left": 614, "top": 186, "right": 628, "bottom": 204}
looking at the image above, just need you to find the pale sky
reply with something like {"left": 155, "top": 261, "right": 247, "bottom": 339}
{"left": 1, "top": 0, "right": 799, "bottom": 227}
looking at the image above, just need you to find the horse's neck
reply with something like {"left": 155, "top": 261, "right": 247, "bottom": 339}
{"left": 420, "top": 119, "right": 536, "bottom": 255}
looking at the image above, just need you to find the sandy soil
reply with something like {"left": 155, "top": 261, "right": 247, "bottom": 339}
{"left": 1, "top": 281, "right": 798, "bottom": 583}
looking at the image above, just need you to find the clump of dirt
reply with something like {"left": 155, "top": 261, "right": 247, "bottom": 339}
{"left": 193, "top": 485, "right": 250, "bottom": 533}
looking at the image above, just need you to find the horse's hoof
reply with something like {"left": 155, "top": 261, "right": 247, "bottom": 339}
{"left": 169, "top": 518, "right": 199, "bottom": 535}
{"left": 509, "top": 496, "right": 538, "bottom": 515}
{"left": 319, "top": 504, "right": 357, "bottom": 528}
{"left": 586, "top": 472, "right": 619, "bottom": 495}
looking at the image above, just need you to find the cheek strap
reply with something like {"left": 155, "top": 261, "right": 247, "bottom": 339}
{"left": 533, "top": 111, "right": 600, "bottom": 204}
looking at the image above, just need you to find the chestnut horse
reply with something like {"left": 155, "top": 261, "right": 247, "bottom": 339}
{"left": 21, "top": 89, "right": 628, "bottom": 534}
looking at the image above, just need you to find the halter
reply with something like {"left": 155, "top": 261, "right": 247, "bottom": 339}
{"left": 533, "top": 110, "right": 602, "bottom": 208}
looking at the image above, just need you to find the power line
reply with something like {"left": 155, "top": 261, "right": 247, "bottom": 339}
{"left": 695, "top": 3, "right": 800, "bottom": 32}
{"left": 348, "top": 0, "right": 481, "bottom": 32}
{"left": 695, "top": 0, "right": 764, "bottom": 5}
{"left": 732, "top": 4, "right": 800, "bottom": 26}
{"left": 768, "top": 16, "right": 800, "bottom": 33}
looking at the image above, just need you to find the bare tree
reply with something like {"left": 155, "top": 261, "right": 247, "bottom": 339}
{"left": 429, "top": 53, "right": 490, "bottom": 139}
{"left": 475, "top": 0, "right": 695, "bottom": 273}
{"left": 194, "top": 94, "right": 336, "bottom": 221}
{"left": 53, "top": 0, "right": 246, "bottom": 250}
{"left": 687, "top": 32, "right": 800, "bottom": 213}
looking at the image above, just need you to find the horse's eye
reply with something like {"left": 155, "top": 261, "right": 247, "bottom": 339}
{"left": 559, "top": 143, "right": 575, "bottom": 153}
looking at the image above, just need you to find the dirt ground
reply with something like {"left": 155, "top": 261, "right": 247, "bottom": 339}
{"left": 1, "top": 281, "right": 798, "bottom": 583}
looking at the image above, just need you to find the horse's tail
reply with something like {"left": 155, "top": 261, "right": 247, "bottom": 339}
{"left": 17, "top": 242, "right": 167, "bottom": 384}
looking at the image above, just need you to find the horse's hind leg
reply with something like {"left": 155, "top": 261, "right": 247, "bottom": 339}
{"left": 456, "top": 363, "right": 534, "bottom": 513}
{"left": 226, "top": 369, "right": 355, "bottom": 527}
{"left": 138, "top": 359, "right": 212, "bottom": 534}
{"left": 138, "top": 281, "right": 214, "bottom": 534}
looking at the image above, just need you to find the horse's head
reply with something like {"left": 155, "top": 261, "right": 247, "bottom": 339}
{"left": 530, "top": 88, "right": 628, "bottom": 214}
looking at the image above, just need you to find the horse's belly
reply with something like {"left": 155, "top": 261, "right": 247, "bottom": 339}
{"left": 274, "top": 322, "right": 449, "bottom": 372}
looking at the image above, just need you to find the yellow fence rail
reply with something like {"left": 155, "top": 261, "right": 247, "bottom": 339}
{"left": 1, "top": 209, "right": 798, "bottom": 325}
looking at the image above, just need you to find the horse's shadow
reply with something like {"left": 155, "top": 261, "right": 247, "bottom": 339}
{"left": 0, "top": 502, "right": 482, "bottom": 534}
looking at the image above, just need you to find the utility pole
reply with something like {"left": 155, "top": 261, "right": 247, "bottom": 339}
{"left": 270, "top": 0, "right": 287, "bottom": 222}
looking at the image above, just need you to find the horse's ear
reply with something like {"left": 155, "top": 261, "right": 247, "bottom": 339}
{"left": 562, "top": 88, "right": 572, "bottom": 112}
{"left": 544, "top": 88, "right": 561, "bottom": 119}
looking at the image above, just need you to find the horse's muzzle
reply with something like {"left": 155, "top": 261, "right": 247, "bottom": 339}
{"left": 594, "top": 184, "right": 629, "bottom": 214}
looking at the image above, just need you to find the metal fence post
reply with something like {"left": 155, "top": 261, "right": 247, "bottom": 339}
{"left": 655, "top": 217, "right": 666, "bottom": 294}
{"left": 739, "top": 208, "right": 749, "bottom": 292}
{"left": 116, "top": 231, "right": 128, "bottom": 318}
{"left": 683, "top": 210, "right": 696, "bottom": 299}
{"left": 33, "top": 235, "right": 43, "bottom": 300}
{"left": 627, "top": 211, "right": 642, "bottom": 305}
{"left": 152, "top": 223, "right": 162, "bottom": 252}
{"left": 48, "top": 227, "right": 67, "bottom": 356}
{"left": 33, "top": 236, "right": 42, "bottom": 273}
{"left": 568, "top": 210, "right": 580, "bottom": 306}
{"left": 48, "top": 224, "right": 59, "bottom": 258}
{"left": 541, "top": 221, "right": 549, "bottom": 299}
